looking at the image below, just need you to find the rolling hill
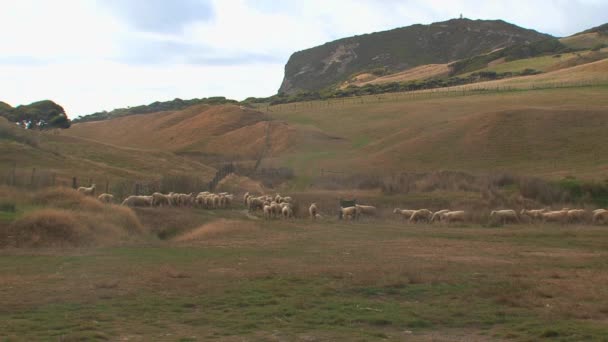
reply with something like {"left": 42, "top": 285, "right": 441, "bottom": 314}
{"left": 0, "top": 116, "right": 215, "bottom": 189}
{"left": 279, "top": 18, "right": 552, "bottom": 94}
{"left": 63, "top": 104, "right": 298, "bottom": 165}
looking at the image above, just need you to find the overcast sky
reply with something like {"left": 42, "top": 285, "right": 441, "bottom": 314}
{"left": 1, "top": 0, "right": 607, "bottom": 118}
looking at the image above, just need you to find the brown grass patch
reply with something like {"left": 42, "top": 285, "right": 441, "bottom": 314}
{"left": 1, "top": 187, "right": 145, "bottom": 247}
{"left": 8, "top": 209, "right": 92, "bottom": 248}
{"left": 173, "top": 219, "right": 259, "bottom": 242}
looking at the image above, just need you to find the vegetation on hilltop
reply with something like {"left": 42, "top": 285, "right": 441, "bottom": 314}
{"left": 279, "top": 18, "right": 552, "bottom": 94}
{"left": 0, "top": 100, "right": 70, "bottom": 129}
{"left": 73, "top": 96, "right": 238, "bottom": 123}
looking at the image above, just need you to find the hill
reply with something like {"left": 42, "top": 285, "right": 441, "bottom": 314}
{"left": 265, "top": 79, "right": 608, "bottom": 184}
{"left": 278, "top": 18, "right": 551, "bottom": 94}
{"left": 63, "top": 104, "right": 297, "bottom": 165}
{"left": 0, "top": 116, "right": 215, "bottom": 193}
{"left": 72, "top": 96, "right": 238, "bottom": 123}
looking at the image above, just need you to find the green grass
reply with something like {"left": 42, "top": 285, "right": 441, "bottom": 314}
{"left": 2, "top": 213, "right": 608, "bottom": 340}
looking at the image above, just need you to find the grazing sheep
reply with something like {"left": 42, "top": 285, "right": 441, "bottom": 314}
{"left": 520, "top": 209, "right": 547, "bottom": 221}
{"left": 243, "top": 192, "right": 250, "bottom": 205}
{"left": 224, "top": 194, "right": 234, "bottom": 207}
{"left": 430, "top": 210, "right": 450, "bottom": 223}
{"left": 490, "top": 210, "right": 519, "bottom": 224}
{"left": 282, "top": 205, "right": 294, "bottom": 219}
{"left": 248, "top": 197, "right": 265, "bottom": 212}
{"left": 441, "top": 211, "right": 466, "bottom": 224}
{"left": 592, "top": 209, "right": 608, "bottom": 225}
{"left": 309, "top": 203, "right": 318, "bottom": 220}
{"left": 121, "top": 195, "right": 152, "bottom": 207}
{"left": 393, "top": 208, "right": 415, "bottom": 220}
{"left": 355, "top": 204, "right": 377, "bottom": 217}
{"left": 263, "top": 204, "right": 273, "bottom": 219}
{"left": 567, "top": 209, "right": 587, "bottom": 223}
{"left": 409, "top": 209, "right": 433, "bottom": 223}
{"left": 280, "top": 196, "right": 293, "bottom": 204}
{"left": 152, "top": 192, "right": 170, "bottom": 207}
{"left": 340, "top": 206, "right": 359, "bottom": 220}
{"left": 77, "top": 184, "right": 96, "bottom": 196}
{"left": 97, "top": 193, "right": 114, "bottom": 204}
{"left": 541, "top": 209, "right": 569, "bottom": 223}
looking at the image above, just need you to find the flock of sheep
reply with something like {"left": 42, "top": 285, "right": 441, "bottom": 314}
{"left": 388, "top": 207, "right": 608, "bottom": 225}
{"left": 78, "top": 184, "right": 608, "bottom": 225}
{"left": 77, "top": 184, "right": 235, "bottom": 209}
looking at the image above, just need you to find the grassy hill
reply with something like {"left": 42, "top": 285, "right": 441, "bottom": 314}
{"left": 279, "top": 18, "right": 551, "bottom": 94}
{"left": 63, "top": 104, "right": 297, "bottom": 166}
{"left": 0, "top": 117, "right": 215, "bottom": 192}
{"left": 264, "top": 72, "right": 608, "bottom": 186}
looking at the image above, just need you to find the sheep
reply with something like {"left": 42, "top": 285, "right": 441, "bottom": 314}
{"left": 441, "top": 211, "right": 466, "bottom": 224}
{"left": 393, "top": 208, "right": 415, "bottom": 220}
{"left": 592, "top": 209, "right": 608, "bottom": 225}
{"left": 430, "top": 210, "right": 450, "bottom": 223}
{"left": 280, "top": 196, "right": 293, "bottom": 204}
{"left": 77, "top": 184, "right": 96, "bottom": 197}
{"left": 340, "top": 206, "right": 359, "bottom": 220}
{"left": 309, "top": 203, "right": 318, "bottom": 220}
{"left": 152, "top": 192, "right": 170, "bottom": 207}
{"left": 282, "top": 205, "right": 294, "bottom": 219}
{"left": 224, "top": 194, "right": 234, "bottom": 207}
{"left": 567, "top": 209, "right": 587, "bottom": 223}
{"left": 243, "top": 192, "right": 250, "bottom": 205}
{"left": 490, "top": 210, "right": 519, "bottom": 224}
{"left": 270, "top": 201, "right": 282, "bottom": 218}
{"left": 178, "top": 193, "right": 195, "bottom": 207}
{"left": 409, "top": 209, "right": 433, "bottom": 223}
{"left": 97, "top": 193, "right": 114, "bottom": 204}
{"left": 520, "top": 209, "right": 547, "bottom": 221}
{"left": 121, "top": 195, "right": 152, "bottom": 207}
{"left": 541, "top": 209, "right": 569, "bottom": 223}
{"left": 355, "top": 204, "right": 377, "bottom": 217}
{"left": 248, "top": 197, "right": 265, "bottom": 212}
{"left": 263, "top": 204, "right": 273, "bottom": 219}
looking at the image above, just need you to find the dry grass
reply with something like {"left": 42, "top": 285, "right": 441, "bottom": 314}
{"left": 0, "top": 187, "right": 145, "bottom": 247}
{"left": 342, "top": 64, "right": 451, "bottom": 87}
{"left": 172, "top": 219, "right": 259, "bottom": 243}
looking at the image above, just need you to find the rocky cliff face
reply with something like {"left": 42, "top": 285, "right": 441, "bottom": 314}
{"left": 279, "top": 19, "right": 552, "bottom": 94}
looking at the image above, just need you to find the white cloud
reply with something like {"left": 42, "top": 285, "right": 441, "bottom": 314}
{"left": 0, "top": 0, "right": 606, "bottom": 117}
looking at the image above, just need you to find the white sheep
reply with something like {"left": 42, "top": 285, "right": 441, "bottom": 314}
{"left": 340, "top": 206, "right": 359, "bottom": 220}
{"left": 430, "top": 210, "right": 450, "bottom": 223}
{"left": 441, "top": 211, "right": 466, "bottom": 224}
{"left": 309, "top": 203, "right": 318, "bottom": 220}
{"left": 77, "top": 184, "right": 96, "bottom": 196}
{"left": 152, "top": 192, "right": 170, "bottom": 207}
{"left": 263, "top": 204, "right": 273, "bottom": 219}
{"left": 541, "top": 209, "right": 569, "bottom": 223}
{"left": 409, "top": 209, "right": 433, "bottom": 223}
{"left": 355, "top": 204, "right": 377, "bottom": 217}
{"left": 520, "top": 209, "right": 547, "bottom": 221}
{"left": 490, "top": 209, "right": 519, "bottom": 224}
{"left": 567, "top": 209, "right": 587, "bottom": 223}
{"left": 121, "top": 195, "right": 152, "bottom": 207}
{"left": 393, "top": 208, "right": 415, "bottom": 220}
{"left": 97, "top": 193, "right": 114, "bottom": 204}
{"left": 282, "top": 205, "right": 294, "bottom": 219}
{"left": 243, "top": 192, "right": 251, "bottom": 205}
{"left": 592, "top": 209, "right": 608, "bottom": 225}
{"left": 248, "top": 197, "right": 265, "bottom": 212}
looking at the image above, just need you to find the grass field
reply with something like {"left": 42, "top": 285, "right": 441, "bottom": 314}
{"left": 266, "top": 86, "right": 608, "bottom": 187}
{"left": 1, "top": 206, "right": 608, "bottom": 341}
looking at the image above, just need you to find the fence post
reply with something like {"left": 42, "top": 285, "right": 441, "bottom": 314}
{"left": 105, "top": 179, "right": 109, "bottom": 193}
{"left": 72, "top": 177, "right": 77, "bottom": 189}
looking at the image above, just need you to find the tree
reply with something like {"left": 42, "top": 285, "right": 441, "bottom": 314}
{"left": 0, "top": 100, "right": 71, "bottom": 129}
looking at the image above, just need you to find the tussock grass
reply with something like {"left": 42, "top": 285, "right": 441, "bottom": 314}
{"left": 0, "top": 187, "right": 145, "bottom": 247}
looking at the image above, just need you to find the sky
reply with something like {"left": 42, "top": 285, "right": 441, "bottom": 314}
{"left": 1, "top": 0, "right": 607, "bottom": 118}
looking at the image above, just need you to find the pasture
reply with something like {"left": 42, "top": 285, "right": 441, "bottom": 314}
{"left": 1, "top": 203, "right": 608, "bottom": 341}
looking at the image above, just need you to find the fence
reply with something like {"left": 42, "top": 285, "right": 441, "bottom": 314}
{"left": 265, "top": 80, "right": 607, "bottom": 113}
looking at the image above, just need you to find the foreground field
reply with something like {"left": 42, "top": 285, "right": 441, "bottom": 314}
{"left": 1, "top": 209, "right": 608, "bottom": 341}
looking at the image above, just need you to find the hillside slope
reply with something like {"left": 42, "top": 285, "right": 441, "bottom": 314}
{"left": 0, "top": 117, "right": 215, "bottom": 187}
{"left": 267, "top": 84, "right": 608, "bottom": 182}
{"left": 279, "top": 18, "right": 551, "bottom": 94}
{"left": 63, "top": 104, "right": 297, "bottom": 164}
